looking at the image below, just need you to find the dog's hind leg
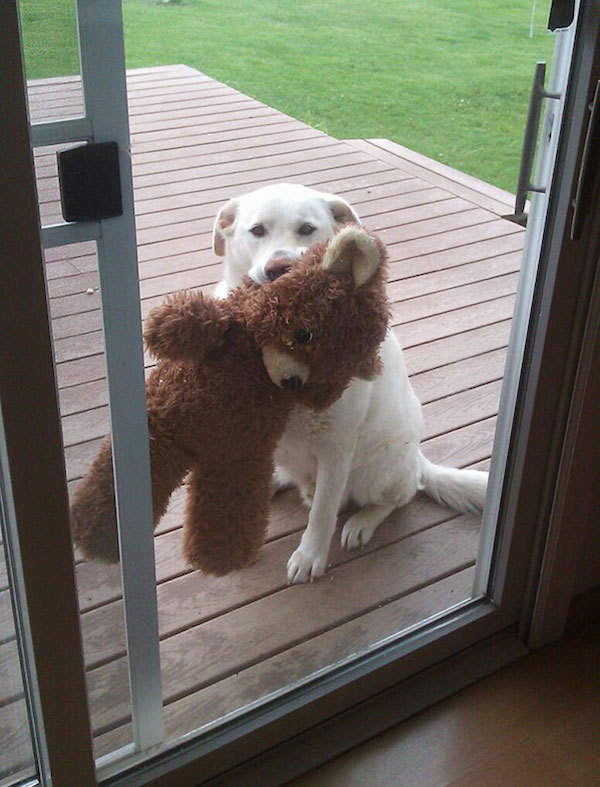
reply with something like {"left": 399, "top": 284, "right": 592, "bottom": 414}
{"left": 340, "top": 503, "right": 396, "bottom": 551}
{"left": 272, "top": 465, "right": 296, "bottom": 495}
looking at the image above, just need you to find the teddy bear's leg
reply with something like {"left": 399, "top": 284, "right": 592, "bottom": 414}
{"left": 70, "top": 434, "right": 194, "bottom": 564}
{"left": 182, "top": 457, "right": 273, "bottom": 576}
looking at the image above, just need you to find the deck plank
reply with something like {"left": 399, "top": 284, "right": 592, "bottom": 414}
{"left": 80, "top": 516, "right": 479, "bottom": 736}
{"left": 403, "top": 320, "right": 512, "bottom": 375}
{"left": 346, "top": 138, "right": 515, "bottom": 216}
{"left": 93, "top": 567, "right": 475, "bottom": 757}
{"left": 73, "top": 499, "right": 464, "bottom": 672}
{"left": 0, "top": 64, "right": 527, "bottom": 771}
{"left": 0, "top": 512, "right": 478, "bottom": 708}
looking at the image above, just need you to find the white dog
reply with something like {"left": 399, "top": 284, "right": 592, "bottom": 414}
{"left": 213, "top": 183, "right": 488, "bottom": 584}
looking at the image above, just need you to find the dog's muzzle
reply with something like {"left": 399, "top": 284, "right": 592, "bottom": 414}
{"left": 249, "top": 248, "right": 308, "bottom": 285}
{"left": 261, "top": 345, "right": 310, "bottom": 391}
{"left": 264, "top": 250, "right": 296, "bottom": 281}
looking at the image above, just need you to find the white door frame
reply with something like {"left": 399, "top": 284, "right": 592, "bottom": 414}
{"left": 473, "top": 11, "right": 579, "bottom": 598}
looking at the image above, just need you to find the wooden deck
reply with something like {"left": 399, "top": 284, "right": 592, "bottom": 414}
{"left": 1, "top": 65, "right": 525, "bottom": 777}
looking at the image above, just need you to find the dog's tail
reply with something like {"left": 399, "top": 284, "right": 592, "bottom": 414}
{"left": 418, "top": 451, "right": 488, "bottom": 515}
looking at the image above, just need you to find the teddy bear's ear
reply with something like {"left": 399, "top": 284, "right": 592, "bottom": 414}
{"left": 322, "top": 226, "right": 382, "bottom": 288}
{"left": 212, "top": 198, "right": 238, "bottom": 256}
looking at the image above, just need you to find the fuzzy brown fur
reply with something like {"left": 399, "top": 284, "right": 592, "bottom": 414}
{"left": 70, "top": 227, "right": 390, "bottom": 575}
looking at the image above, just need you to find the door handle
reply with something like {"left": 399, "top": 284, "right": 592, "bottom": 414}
{"left": 571, "top": 79, "right": 600, "bottom": 240}
{"left": 56, "top": 141, "right": 123, "bottom": 222}
{"left": 509, "top": 62, "right": 562, "bottom": 225}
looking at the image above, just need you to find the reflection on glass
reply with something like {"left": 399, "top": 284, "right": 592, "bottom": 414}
{"left": 19, "top": 0, "right": 84, "bottom": 121}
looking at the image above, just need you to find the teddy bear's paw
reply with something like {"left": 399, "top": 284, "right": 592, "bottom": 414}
{"left": 287, "top": 545, "right": 327, "bottom": 584}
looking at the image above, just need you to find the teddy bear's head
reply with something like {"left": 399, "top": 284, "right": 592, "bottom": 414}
{"left": 145, "top": 226, "right": 390, "bottom": 413}
{"left": 240, "top": 225, "right": 390, "bottom": 410}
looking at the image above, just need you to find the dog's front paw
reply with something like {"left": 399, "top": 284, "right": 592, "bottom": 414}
{"left": 287, "top": 545, "right": 327, "bottom": 584}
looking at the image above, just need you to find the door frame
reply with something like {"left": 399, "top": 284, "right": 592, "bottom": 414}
{"left": 2, "top": 0, "right": 164, "bottom": 779}
{"left": 0, "top": 3, "right": 96, "bottom": 783}
{"left": 1, "top": 1, "right": 599, "bottom": 785}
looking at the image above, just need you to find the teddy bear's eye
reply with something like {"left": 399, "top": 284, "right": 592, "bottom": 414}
{"left": 250, "top": 223, "right": 266, "bottom": 238}
{"left": 294, "top": 328, "right": 313, "bottom": 344}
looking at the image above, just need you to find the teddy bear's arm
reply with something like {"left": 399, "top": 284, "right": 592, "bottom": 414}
{"left": 70, "top": 425, "right": 195, "bottom": 563}
{"left": 144, "top": 291, "right": 232, "bottom": 363}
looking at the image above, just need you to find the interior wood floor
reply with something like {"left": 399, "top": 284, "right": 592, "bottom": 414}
{"left": 1, "top": 65, "right": 526, "bottom": 779}
{"left": 290, "top": 621, "right": 600, "bottom": 786}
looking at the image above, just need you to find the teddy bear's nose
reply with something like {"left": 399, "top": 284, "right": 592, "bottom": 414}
{"left": 280, "top": 375, "right": 303, "bottom": 390}
{"left": 265, "top": 252, "right": 294, "bottom": 281}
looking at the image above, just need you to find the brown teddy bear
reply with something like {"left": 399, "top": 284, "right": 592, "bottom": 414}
{"left": 70, "top": 226, "right": 390, "bottom": 575}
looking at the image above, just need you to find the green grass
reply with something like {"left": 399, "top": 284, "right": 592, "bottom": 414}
{"left": 19, "top": 0, "right": 554, "bottom": 191}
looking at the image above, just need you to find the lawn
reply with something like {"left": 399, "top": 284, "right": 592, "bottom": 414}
{"left": 19, "top": 0, "right": 555, "bottom": 191}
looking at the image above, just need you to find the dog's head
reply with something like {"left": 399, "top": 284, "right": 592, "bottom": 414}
{"left": 239, "top": 226, "right": 390, "bottom": 410}
{"left": 212, "top": 183, "right": 360, "bottom": 290}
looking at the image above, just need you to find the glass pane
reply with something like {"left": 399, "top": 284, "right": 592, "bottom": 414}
{"left": 42, "top": 237, "right": 136, "bottom": 761}
{"left": 96, "top": 5, "right": 562, "bottom": 758}
{"left": 18, "top": 0, "right": 573, "bottom": 774}
{"left": 19, "top": 0, "right": 155, "bottom": 769}
{"left": 0, "top": 511, "right": 37, "bottom": 785}
{"left": 19, "top": 0, "right": 84, "bottom": 121}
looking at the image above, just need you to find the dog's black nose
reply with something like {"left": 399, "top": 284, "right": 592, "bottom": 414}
{"left": 280, "top": 375, "right": 303, "bottom": 390}
{"left": 265, "top": 257, "right": 293, "bottom": 281}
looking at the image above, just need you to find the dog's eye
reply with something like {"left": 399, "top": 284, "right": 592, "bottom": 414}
{"left": 293, "top": 328, "right": 313, "bottom": 344}
{"left": 298, "top": 222, "right": 316, "bottom": 236}
{"left": 250, "top": 223, "right": 266, "bottom": 238}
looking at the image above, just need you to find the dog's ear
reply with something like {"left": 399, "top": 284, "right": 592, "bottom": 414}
{"left": 322, "top": 193, "right": 360, "bottom": 227}
{"left": 322, "top": 226, "right": 381, "bottom": 288}
{"left": 212, "top": 198, "right": 238, "bottom": 256}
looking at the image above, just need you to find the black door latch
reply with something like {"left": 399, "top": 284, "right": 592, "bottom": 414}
{"left": 57, "top": 141, "right": 123, "bottom": 223}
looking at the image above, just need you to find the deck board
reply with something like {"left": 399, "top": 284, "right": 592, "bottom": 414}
{"left": 1, "top": 64, "right": 526, "bottom": 775}
{"left": 59, "top": 516, "right": 479, "bottom": 739}
{"left": 91, "top": 566, "right": 475, "bottom": 758}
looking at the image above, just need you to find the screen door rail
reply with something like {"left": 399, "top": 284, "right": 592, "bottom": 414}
{"left": 473, "top": 12, "right": 579, "bottom": 597}
{"left": 41, "top": 220, "right": 101, "bottom": 248}
{"left": 30, "top": 116, "right": 93, "bottom": 148}
{"left": 74, "top": 0, "right": 165, "bottom": 752}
